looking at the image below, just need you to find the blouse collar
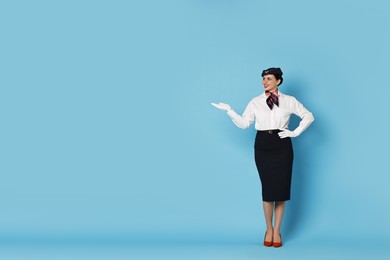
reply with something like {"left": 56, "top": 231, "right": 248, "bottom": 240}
{"left": 261, "top": 90, "right": 282, "bottom": 98}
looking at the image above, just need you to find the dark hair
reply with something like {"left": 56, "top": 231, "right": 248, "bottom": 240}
{"left": 262, "top": 67, "right": 283, "bottom": 86}
{"left": 274, "top": 74, "right": 283, "bottom": 86}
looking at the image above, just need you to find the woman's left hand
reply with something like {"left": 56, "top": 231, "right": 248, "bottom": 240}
{"left": 278, "top": 129, "right": 297, "bottom": 138}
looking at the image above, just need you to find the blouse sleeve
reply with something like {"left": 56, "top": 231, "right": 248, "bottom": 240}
{"left": 290, "top": 97, "right": 314, "bottom": 136}
{"left": 226, "top": 101, "right": 255, "bottom": 129}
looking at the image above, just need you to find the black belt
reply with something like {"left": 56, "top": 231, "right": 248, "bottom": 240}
{"left": 257, "top": 129, "right": 282, "bottom": 134}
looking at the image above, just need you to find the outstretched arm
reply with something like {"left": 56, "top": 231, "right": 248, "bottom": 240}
{"left": 211, "top": 102, "right": 255, "bottom": 129}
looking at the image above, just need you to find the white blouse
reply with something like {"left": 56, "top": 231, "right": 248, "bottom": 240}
{"left": 226, "top": 91, "right": 314, "bottom": 136}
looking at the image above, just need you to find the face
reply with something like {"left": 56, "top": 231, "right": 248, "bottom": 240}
{"left": 262, "top": 74, "right": 280, "bottom": 92}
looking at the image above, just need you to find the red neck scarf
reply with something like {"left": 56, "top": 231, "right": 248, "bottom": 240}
{"left": 265, "top": 90, "right": 279, "bottom": 110}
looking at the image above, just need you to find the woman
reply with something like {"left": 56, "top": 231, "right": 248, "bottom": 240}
{"left": 211, "top": 67, "right": 314, "bottom": 248}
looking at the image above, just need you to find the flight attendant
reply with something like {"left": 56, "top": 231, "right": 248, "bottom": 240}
{"left": 212, "top": 67, "right": 314, "bottom": 247}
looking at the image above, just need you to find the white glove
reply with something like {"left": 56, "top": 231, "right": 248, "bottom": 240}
{"left": 211, "top": 102, "right": 231, "bottom": 111}
{"left": 278, "top": 128, "right": 298, "bottom": 139}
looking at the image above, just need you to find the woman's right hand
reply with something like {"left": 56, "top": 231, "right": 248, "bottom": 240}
{"left": 211, "top": 102, "right": 231, "bottom": 111}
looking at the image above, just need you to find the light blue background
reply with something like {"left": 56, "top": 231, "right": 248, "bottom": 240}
{"left": 1, "top": 0, "right": 389, "bottom": 259}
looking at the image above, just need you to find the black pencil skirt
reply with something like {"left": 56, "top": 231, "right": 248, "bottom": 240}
{"left": 254, "top": 130, "right": 294, "bottom": 202}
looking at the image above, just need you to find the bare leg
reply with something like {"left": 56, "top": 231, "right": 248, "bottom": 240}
{"left": 273, "top": 201, "right": 286, "bottom": 242}
{"left": 263, "top": 201, "right": 274, "bottom": 241}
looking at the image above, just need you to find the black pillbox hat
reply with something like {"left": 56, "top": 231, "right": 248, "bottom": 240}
{"left": 261, "top": 67, "right": 283, "bottom": 77}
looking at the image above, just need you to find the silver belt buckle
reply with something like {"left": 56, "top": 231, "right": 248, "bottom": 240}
{"left": 268, "top": 130, "right": 273, "bottom": 134}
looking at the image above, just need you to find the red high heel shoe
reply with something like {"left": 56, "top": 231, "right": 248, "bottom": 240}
{"left": 263, "top": 231, "right": 273, "bottom": 247}
{"left": 273, "top": 233, "right": 282, "bottom": 248}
